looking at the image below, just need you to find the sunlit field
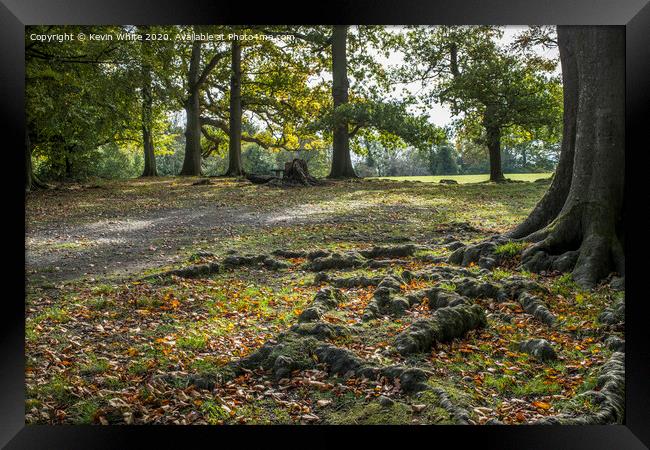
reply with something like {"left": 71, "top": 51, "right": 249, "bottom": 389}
{"left": 371, "top": 173, "right": 553, "bottom": 184}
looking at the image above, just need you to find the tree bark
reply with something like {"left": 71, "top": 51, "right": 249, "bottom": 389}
{"left": 519, "top": 26, "right": 625, "bottom": 287}
{"left": 180, "top": 40, "right": 203, "bottom": 176}
{"left": 25, "top": 129, "right": 35, "bottom": 192}
{"left": 508, "top": 26, "right": 578, "bottom": 239}
{"left": 483, "top": 105, "right": 505, "bottom": 182}
{"left": 64, "top": 148, "right": 73, "bottom": 179}
{"left": 25, "top": 129, "right": 49, "bottom": 192}
{"left": 224, "top": 39, "right": 244, "bottom": 177}
{"left": 140, "top": 35, "right": 157, "bottom": 177}
{"left": 328, "top": 25, "right": 357, "bottom": 179}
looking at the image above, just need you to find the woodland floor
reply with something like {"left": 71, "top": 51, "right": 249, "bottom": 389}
{"left": 25, "top": 176, "right": 623, "bottom": 425}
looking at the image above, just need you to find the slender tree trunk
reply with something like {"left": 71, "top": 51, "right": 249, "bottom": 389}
{"left": 328, "top": 25, "right": 357, "bottom": 179}
{"left": 486, "top": 131, "right": 504, "bottom": 182}
{"left": 65, "top": 149, "right": 73, "bottom": 179}
{"left": 25, "top": 129, "right": 34, "bottom": 192}
{"left": 224, "top": 39, "right": 244, "bottom": 177}
{"left": 519, "top": 26, "right": 625, "bottom": 287}
{"left": 141, "top": 124, "right": 157, "bottom": 176}
{"left": 509, "top": 26, "right": 578, "bottom": 239}
{"left": 25, "top": 129, "right": 48, "bottom": 192}
{"left": 140, "top": 28, "right": 157, "bottom": 177}
{"left": 483, "top": 106, "right": 505, "bottom": 182}
{"left": 180, "top": 40, "right": 202, "bottom": 176}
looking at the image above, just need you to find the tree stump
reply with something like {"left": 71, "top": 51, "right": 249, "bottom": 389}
{"left": 282, "top": 159, "right": 319, "bottom": 186}
{"left": 246, "top": 159, "right": 320, "bottom": 187}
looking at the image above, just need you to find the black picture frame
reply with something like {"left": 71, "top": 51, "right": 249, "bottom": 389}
{"left": 3, "top": 1, "right": 648, "bottom": 448}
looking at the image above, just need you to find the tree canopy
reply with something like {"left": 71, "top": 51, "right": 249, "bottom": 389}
{"left": 25, "top": 25, "right": 562, "bottom": 187}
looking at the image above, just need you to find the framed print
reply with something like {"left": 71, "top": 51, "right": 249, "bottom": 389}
{"left": 2, "top": 0, "right": 649, "bottom": 448}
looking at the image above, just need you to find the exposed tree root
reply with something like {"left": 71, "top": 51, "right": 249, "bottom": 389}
{"left": 534, "top": 352, "right": 625, "bottom": 425}
{"left": 362, "top": 274, "right": 412, "bottom": 321}
{"left": 518, "top": 338, "right": 557, "bottom": 362}
{"left": 298, "top": 288, "right": 344, "bottom": 323}
{"left": 448, "top": 236, "right": 510, "bottom": 269}
{"left": 305, "top": 251, "right": 367, "bottom": 271}
{"left": 598, "top": 297, "right": 625, "bottom": 326}
{"left": 26, "top": 175, "right": 52, "bottom": 193}
{"left": 142, "top": 251, "right": 294, "bottom": 281}
{"left": 518, "top": 293, "right": 556, "bottom": 326}
{"left": 143, "top": 262, "right": 221, "bottom": 280}
{"left": 428, "top": 387, "right": 470, "bottom": 424}
{"left": 519, "top": 224, "right": 624, "bottom": 289}
{"left": 157, "top": 241, "right": 620, "bottom": 425}
{"left": 453, "top": 277, "right": 502, "bottom": 299}
{"left": 449, "top": 222, "right": 624, "bottom": 290}
{"left": 273, "top": 249, "right": 329, "bottom": 260}
{"left": 222, "top": 254, "right": 290, "bottom": 270}
{"left": 604, "top": 336, "right": 624, "bottom": 353}
{"left": 304, "top": 245, "right": 423, "bottom": 272}
{"left": 189, "top": 324, "right": 434, "bottom": 394}
{"left": 405, "top": 288, "right": 469, "bottom": 310}
{"left": 314, "top": 272, "right": 384, "bottom": 288}
{"left": 408, "top": 265, "right": 480, "bottom": 281}
{"left": 394, "top": 304, "right": 487, "bottom": 355}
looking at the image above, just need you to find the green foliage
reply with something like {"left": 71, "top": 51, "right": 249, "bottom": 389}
{"left": 201, "top": 400, "right": 231, "bottom": 424}
{"left": 399, "top": 26, "right": 562, "bottom": 175}
{"left": 551, "top": 273, "right": 580, "bottom": 297}
{"left": 494, "top": 241, "right": 528, "bottom": 257}
{"left": 37, "top": 375, "right": 74, "bottom": 405}
{"left": 70, "top": 399, "right": 102, "bottom": 424}
{"left": 428, "top": 145, "right": 459, "bottom": 175}
{"left": 26, "top": 25, "right": 560, "bottom": 181}
{"left": 315, "top": 100, "right": 446, "bottom": 154}
{"left": 177, "top": 333, "right": 209, "bottom": 350}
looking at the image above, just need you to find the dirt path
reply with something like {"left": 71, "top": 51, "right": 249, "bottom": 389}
{"left": 25, "top": 201, "right": 325, "bottom": 284}
{"left": 25, "top": 178, "right": 541, "bottom": 285}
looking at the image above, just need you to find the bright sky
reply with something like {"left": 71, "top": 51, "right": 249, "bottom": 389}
{"left": 177, "top": 26, "right": 560, "bottom": 136}
{"left": 370, "top": 25, "right": 559, "bottom": 128}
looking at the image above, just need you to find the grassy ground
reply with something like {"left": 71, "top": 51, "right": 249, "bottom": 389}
{"left": 371, "top": 173, "right": 553, "bottom": 183}
{"left": 25, "top": 176, "right": 621, "bottom": 425}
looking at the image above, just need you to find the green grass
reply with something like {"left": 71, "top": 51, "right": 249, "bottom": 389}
{"left": 201, "top": 400, "right": 232, "bottom": 424}
{"left": 25, "top": 177, "right": 615, "bottom": 425}
{"left": 70, "top": 399, "right": 102, "bottom": 424}
{"left": 495, "top": 241, "right": 528, "bottom": 257}
{"left": 370, "top": 173, "right": 553, "bottom": 184}
{"left": 79, "top": 354, "right": 111, "bottom": 376}
{"left": 177, "top": 333, "right": 209, "bottom": 350}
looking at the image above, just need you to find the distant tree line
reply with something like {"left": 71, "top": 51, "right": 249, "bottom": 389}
{"left": 25, "top": 25, "right": 561, "bottom": 189}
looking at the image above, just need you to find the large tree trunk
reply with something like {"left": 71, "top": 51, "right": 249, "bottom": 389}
{"left": 224, "top": 40, "right": 244, "bottom": 177}
{"left": 140, "top": 36, "right": 157, "bottom": 177}
{"left": 508, "top": 26, "right": 578, "bottom": 239}
{"left": 24, "top": 130, "right": 48, "bottom": 192}
{"left": 483, "top": 104, "right": 505, "bottom": 182}
{"left": 519, "top": 26, "right": 625, "bottom": 288}
{"left": 180, "top": 40, "right": 203, "bottom": 176}
{"left": 328, "top": 25, "right": 357, "bottom": 179}
{"left": 25, "top": 132, "right": 33, "bottom": 192}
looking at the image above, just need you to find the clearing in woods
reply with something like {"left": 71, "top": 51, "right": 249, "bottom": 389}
{"left": 25, "top": 176, "right": 623, "bottom": 425}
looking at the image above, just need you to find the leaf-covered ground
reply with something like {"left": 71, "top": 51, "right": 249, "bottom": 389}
{"left": 25, "top": 177, "right": 624, "bottom": 425}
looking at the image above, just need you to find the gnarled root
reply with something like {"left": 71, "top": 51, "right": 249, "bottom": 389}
{"left": 520, "top": 206, "right": 624, "bottom": 288}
